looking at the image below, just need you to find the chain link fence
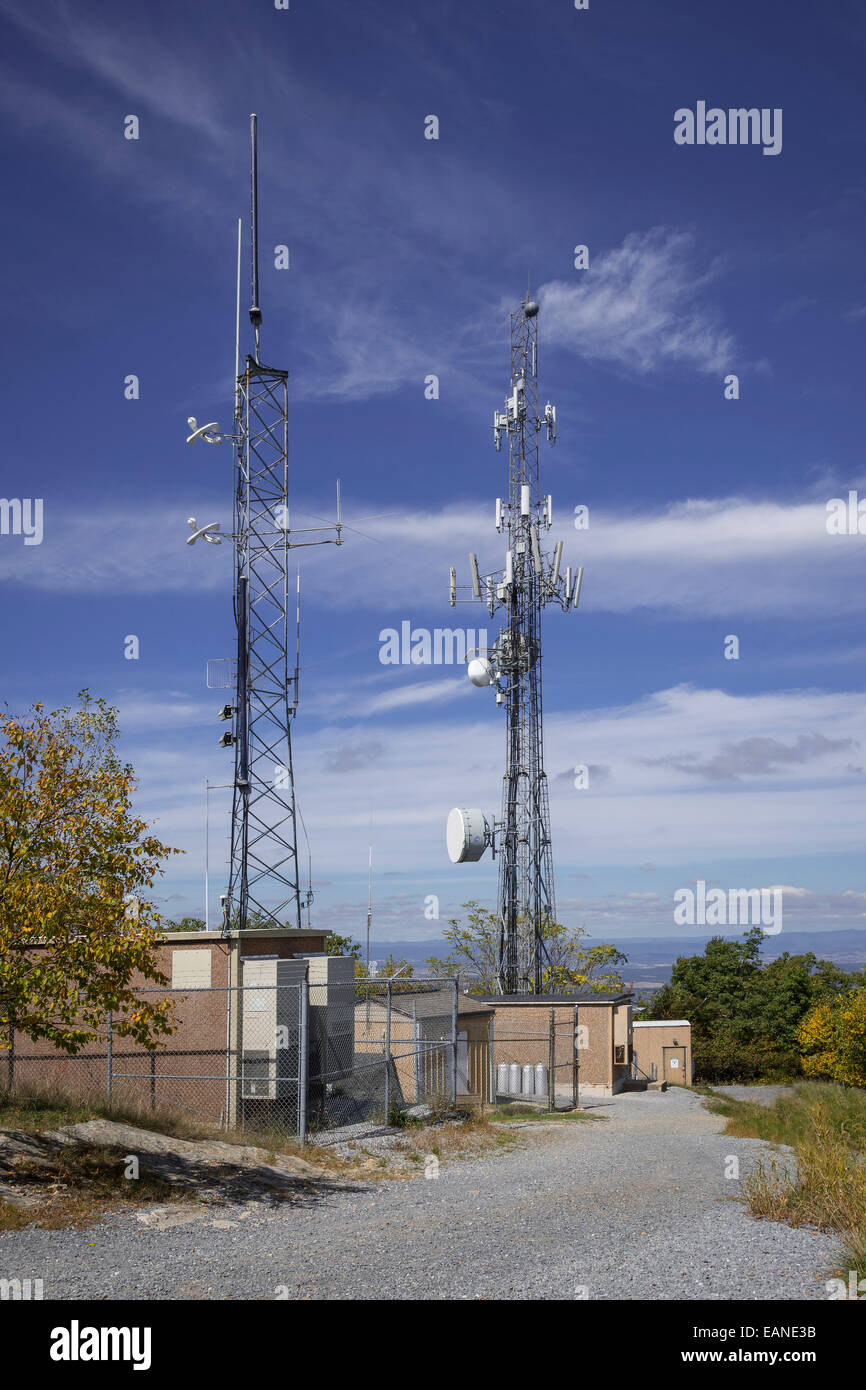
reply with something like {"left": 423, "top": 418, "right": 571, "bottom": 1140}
{"left": 490, "top": 1013, "right": 579, "bottom": 1110}
{"left": 4, "top": 971, "right": 463, "bottom": 1143}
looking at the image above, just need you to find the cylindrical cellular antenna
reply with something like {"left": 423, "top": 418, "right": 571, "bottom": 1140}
{"left": 530, "top": 525, "right": 543, "bottom": 575}
{"left": 572, "top": 566, "right": 584, "bottom": 610}
{"left": 470, "top": 553, "right": 481, "bottom": 598}
{"left": 552, "top": 539, "right": 563, "bottom": 585}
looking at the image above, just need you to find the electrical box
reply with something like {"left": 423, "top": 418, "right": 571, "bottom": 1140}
{"left": 240, "top": 957, "right": 306, "bottom": 1101}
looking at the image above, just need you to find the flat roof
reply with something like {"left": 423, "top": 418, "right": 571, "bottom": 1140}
{"left": 633, "top": 1019, "right": 690, "bottom": 1028}
{"left": 476, "top": 991, "right": 632, "bottom": 1005}
{"left": 355, "top": 990, "right": 492, "bottom": 1017}
{"left": 159, "top": 928, "right": 331, "bottom": 944}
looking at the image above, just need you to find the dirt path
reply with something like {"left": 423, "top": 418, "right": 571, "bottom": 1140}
{"left": 0, "top": 1089, "right": 839, "bottom": 1301}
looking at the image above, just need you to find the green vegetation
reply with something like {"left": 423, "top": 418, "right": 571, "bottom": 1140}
{"left": 425, "top": 901, "right": 627, "bottom": 995}
{"left": 161, "top": 916, "right": 206, "bottom": 932}
{"left": 798, "top": 988, "right": 866, "bottom": 1088}
{"left": 703, "top": 1082, "right": 866, "bottom": 1280}
{"left": 641, "top": 927, "right": 865, "bottom": 1083}
{"left": 0, "top": 693, "right": 180, "bottom": 1053}
{"left": 326, "top": 932, "right": 362, "bottom": 960}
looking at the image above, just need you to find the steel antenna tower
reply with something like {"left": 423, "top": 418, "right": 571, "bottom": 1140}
{"left": 187, "top": 115, "right": 342, "bottom": 934}
{"left": 446, "top": 295, "right": 583, "bottom": 993}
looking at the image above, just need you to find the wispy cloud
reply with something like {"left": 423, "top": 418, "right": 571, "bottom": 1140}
{"left": 537, "top": 228, "right": 734, "bottom": 375}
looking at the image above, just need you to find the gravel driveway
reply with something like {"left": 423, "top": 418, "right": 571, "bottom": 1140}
{"left": 0, "top": 1088, "right": 839, "bottom": 1300}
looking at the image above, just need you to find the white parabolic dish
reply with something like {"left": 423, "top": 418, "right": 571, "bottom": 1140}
{"left": 467, "top": 657, "right": 495, "bottom": 687}
{"left": 446, "top": 806, "right": 488, "bottom": 864}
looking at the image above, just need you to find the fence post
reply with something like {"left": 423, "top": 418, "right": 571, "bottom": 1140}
{"left": 106, "top": 1011, "right": 113, "bottom": 1102}
{"left": 548, "top": 1009, "right": 555, "bottom": 1112}
{"left": 298, "top": 977, "right": 308, "bottom": 1145}
{"left": 574, "top": 1005, "right": 580, "bottom": 1110}
{"left": 7, "top": 1026, "right": 14, "bottom": 1091}
{"left": 488, "top": 1014, "right": 495, "bottom": 1104}
{"left": 384, "top": 978, "right": 392, "bottom": 1122}
{"left": 451, "top": 978, "right": 458, "bottom": 1107}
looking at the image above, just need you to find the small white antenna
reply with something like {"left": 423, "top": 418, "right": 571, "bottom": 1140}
{"left": 469, "top": 553, "right": 481, "bottom": 598}
{"left": 572, "top": 566, "right": 584, "bottom": 609}
{"left": 552, "top": 540, "right": 563, "bottom": 585}
{"left": 530, "top": 525, "right": 543, "bottom": 575}
{"left": 186, "top": 517, "right": 222, "bottom": 545}
{"left": 186, "top": 417, "right": 223, "bottom": 445}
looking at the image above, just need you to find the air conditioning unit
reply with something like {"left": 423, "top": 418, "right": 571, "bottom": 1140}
{"left": 305, "top": 955, "right": 355, "bottom": 1083}
{"left": 240, "top": 957, "right": 306, "bottom": 1101}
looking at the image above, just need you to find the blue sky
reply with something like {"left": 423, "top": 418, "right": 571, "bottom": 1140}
{"left": 0, "top": 0, "right": 864, "bottom": 944}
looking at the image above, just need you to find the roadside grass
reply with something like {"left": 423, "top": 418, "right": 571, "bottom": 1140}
{"left": 701, "top": 1081, "right": 866, "bottom": 1282}
{"left": 394, "top": 1112, "right": 508, "bottom": 1162}
{"left": 701, "top": 1081, "right": 866, "bottom": 1150}
{"left": 0, "top": 1082, "right": 237, "bottom": 1145}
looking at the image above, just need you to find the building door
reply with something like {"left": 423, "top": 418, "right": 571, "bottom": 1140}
{"left": 456, "top": 1030, "right": 469, "bottom": 1093}
{"left": 663, "top": 1046, "right": 686, "bottom": 1085}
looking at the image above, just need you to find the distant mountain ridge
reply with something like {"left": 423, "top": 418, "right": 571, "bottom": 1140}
{"left": 366, "top": 929, "right": 866, "bottom": 988}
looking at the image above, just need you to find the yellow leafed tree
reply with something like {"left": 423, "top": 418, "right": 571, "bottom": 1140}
{"left": 798, "top": 989, "right": 866, "bottom": 1088}
{"left": 0, "top": 692, "right": 180, "bottom": 1053}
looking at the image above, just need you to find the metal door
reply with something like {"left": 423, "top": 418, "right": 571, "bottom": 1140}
{"left": 663, "top": 1046, "right": 686, "bottom": 1085}
{"left": 456, "top": 1030, "right": 469, "bottom": 1093}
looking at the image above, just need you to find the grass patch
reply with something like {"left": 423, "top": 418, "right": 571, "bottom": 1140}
{"left": 0, "top": 1082, "right": 514, "bottom": 1191}
{"left": 702, "top": 1081, "right": 866, "bottom": 1283}
{"left": 0, "top": 1143, "right": 190, "bottom": 1230}
{"left": 385, "top": 1110, "right": 521, "bottom": 1166}
{"left": 701, "top": 1081, "right": 866, "bottom": 1150}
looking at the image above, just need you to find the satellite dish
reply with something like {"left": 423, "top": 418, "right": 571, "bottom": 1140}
{"left": 446, "top": 807, "right": 489, "bottom": 864}
{"left": 467, "top": 657, "right": 495, "bottom": 687}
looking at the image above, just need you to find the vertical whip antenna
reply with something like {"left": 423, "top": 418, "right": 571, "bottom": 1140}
{"left": 292, "top": 570, "right": 301, "bottom": 715}
{"left": 249, "top": 113, "right": 262, "bottom": 360}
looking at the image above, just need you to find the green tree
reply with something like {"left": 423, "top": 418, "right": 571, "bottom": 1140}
{"left": 162, "top": 916, "right": 206, "bottom": 933}
{"left": 0, "top": 693, "right": 179, "bottom": 1053}
{"left": 326, "top": 932, "right": 362, "bottom": 960}
{"left": 378, "top": 953, "right": 414, "bottom": 979}
{"left": 426, "top": 901, "right": 627, "bottom": 995}
{"left": 642, "top": 929, "right": 865, "bottom": 1083}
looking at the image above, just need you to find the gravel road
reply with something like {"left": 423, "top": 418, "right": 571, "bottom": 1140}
{"left": 0, "top": 1088, "right": 839, "bottom": 1301}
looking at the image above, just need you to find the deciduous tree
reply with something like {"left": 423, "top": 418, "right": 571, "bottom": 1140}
{"left": 0, "top": 693, "right": 179, "bottom": 1053}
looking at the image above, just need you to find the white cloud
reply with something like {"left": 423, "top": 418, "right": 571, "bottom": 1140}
{"left": 126, "top": 682, "right": 866, "bottom": 921}
{"left": 5, "top": 493, "right": 859, "bottom": 622}
{"left": 537, "top": 229, "right": 735, "bottom": 375}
